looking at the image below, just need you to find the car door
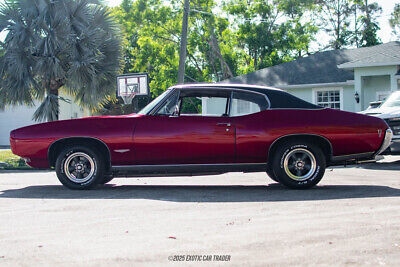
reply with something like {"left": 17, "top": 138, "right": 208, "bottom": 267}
{"left": 230, "top": 90, "right": 271, "bottom": 163}
{"left": 132, "top": 88, "right": 235, "bottom": 165}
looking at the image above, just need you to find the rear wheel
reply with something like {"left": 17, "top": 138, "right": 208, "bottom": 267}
{"left": 272, "top": 141, "right": 326, "bottom": 189}
{"left": 99, "top": 175, "right": 114, "bottom": 185}
{"left": 55, "top": 146, "right": 105, "bottom": 189}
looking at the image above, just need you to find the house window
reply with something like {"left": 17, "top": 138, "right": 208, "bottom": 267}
{"left": 315, "top": 90, "right": 341, "bottom": 109}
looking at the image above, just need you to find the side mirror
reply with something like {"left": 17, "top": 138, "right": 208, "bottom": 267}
{"left": 170, "top": 105, "right": 180, "bottom": 117}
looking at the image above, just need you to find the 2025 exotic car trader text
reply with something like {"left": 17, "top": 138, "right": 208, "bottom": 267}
{"left": 10, "top": 84, "right": 393, "bottom": 189}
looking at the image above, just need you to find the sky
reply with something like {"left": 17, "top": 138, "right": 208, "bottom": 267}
{"left": 0, "top": 0, "right": 398, "bottom": 49}
{"left": 104, "top": 0, "right": 399, "bottom": 47}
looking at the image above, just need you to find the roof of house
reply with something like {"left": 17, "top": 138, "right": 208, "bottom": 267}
{"left": 222, "top": 41, "right": 400, "bottom": 88}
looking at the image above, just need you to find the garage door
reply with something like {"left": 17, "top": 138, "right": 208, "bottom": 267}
{"left": 0, "top": 104, "right": 38, "bottom": 146}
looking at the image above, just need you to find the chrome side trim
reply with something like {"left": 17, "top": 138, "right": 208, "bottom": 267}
{"left": 331, "top": 152, "right": 375, "bottom": 162}
{"left": 375, "top": 129, "right": 393, "bottom": 156}
{"left": 114, "top": 149, "right": 130, "bottom": 153}
{"left": 112, "top": 163, "right": 267, "bottom": 174}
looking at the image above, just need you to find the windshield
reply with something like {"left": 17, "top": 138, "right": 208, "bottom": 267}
{"left": 137, "top": 89, "right": 171, "bottom": 115}
{"left": 380, "top": 91, "right": 400, "bottom": 108}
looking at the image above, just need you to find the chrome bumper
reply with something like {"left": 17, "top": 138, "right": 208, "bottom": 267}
{"left": 375, "top": 129, "right": 393, "bottom": 155}
{"left": 391, "top": 134, "right": 400, "bottom": 143}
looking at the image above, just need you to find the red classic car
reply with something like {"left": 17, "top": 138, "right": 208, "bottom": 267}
{"left": 10, "top": 84, "right": 392, "bottom": 189}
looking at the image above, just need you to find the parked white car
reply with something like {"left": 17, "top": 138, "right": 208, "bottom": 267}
{"left": 360, "top": 91, "right": 400, "bottom": 154}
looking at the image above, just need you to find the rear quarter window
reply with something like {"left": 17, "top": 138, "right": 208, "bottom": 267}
{"left": 230, "top": 91, "right": 269, "bottom": 117}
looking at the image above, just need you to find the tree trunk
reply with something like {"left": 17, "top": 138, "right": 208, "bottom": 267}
{"left": 48, "top": 78, "right": 64, "bottom": 121}
{"left": 49, "top": 88, "right": 59, "bottom": 121}
{"left": 208, "top": 33, "right": 234, "bottom": 80}
{"left": 365, "top": 0, "right": 370, "bottom": 27}
{"left": 177, "top": 0, "right": 190, "bottom": 84}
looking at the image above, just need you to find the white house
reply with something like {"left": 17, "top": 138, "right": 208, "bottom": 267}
{"left": 223, "top": 42, "right": 400, "bottom": 112}
{"left": 0, "top": 90, "right": 88, "bottom": 147}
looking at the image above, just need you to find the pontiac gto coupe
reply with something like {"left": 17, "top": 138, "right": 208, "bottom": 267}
{"left": 10, "top": 84, "right": 392, "bottom": 189}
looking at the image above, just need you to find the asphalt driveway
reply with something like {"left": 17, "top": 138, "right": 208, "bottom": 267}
{"left": 0, "top": 157, "right": 400, "bottom": 266}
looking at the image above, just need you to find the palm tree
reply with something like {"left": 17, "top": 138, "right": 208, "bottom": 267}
{"left": 0, "top": 0, "right": 121, "bottom": 121}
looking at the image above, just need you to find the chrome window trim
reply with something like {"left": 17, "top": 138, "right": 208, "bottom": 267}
{"left": 172, "top": 86, "right": 271, "bottom": 109}
{"left": 147, "top": 86, "right": 272, "bottom": 117}
{"left": 229, "top": 89, "right": 271, "bottom": 117}
{"left": 148, "top": 88, "right": 180, "bottom": 116}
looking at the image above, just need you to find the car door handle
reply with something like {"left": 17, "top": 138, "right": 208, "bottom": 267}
{"left": 216, "top": 123, "right": 231, "bottom": 127}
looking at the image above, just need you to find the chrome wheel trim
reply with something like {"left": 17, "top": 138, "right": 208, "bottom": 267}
{"left": 64, "top": 152, "right": 95, "bottom": 183}
{"left": 283, "top": 148, "right": 317, "bottom": 181}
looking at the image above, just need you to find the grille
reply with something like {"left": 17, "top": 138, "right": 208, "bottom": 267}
{"left": 385, "top": 119, "right": 400, "bottom": 135}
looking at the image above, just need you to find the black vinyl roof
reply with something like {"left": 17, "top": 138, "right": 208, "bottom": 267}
{"left": 171, "top": 83, "right": 320, "bottom": 109}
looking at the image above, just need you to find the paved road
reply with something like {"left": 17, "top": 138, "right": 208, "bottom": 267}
{"left": 0, "top": 157, "right": 400, "bottom": 266}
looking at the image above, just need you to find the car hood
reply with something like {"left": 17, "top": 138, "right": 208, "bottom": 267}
{"left": 11, "top": 113, "right": 142, "bottom": 139}
{"left": 359, "top": 107, "right": 400, "bottom": 119}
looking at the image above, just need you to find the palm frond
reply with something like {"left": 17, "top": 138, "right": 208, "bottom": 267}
{"left": 0, "top": 0, "right": 122, "bottom": 122}
{"left": 32, "top": 94, "right": 59, "bottom": 122}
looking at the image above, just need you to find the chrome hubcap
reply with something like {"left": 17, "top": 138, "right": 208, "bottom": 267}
{"left": 283, "top": 148, "right": 316, "bottom": 181}
{"left": 64, "top": 152, "right": 95, "bottom": 183}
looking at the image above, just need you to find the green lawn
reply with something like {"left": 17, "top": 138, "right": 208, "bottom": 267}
{"left": 0, "top": 150, "right": 31, "bottom": 170}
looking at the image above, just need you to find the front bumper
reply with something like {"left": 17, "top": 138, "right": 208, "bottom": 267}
{"left": 375, "top": 129, "right": 393, "bottom": 156}
{"left": 391, "top": 134, "right": 400, "bottom": 143}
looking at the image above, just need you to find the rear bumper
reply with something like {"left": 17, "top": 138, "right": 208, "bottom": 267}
{"left": 329, "top": 129, "right": 393, "bottom": 166}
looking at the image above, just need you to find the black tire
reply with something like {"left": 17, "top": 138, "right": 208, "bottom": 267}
{"left": 55, "top": 146, "right": 105, "bottom": 190}
{"left": 99, "top": 175, "right": 114, "bottom": 185}
{"left": 266, "top": 164, "right": 279, "bottom": 182}
{"left": 272, "top": 141, "right": 326, "bottom": 189}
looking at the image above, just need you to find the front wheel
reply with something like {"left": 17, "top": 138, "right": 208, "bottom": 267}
{"left": 266, "top": 164, "right": 279, "bottom": 182}
{"left": 272, "top": 142, "right": 326, "bottom": 189}
{"left": 55, "top": 146, "right": 105, "bottom": 189}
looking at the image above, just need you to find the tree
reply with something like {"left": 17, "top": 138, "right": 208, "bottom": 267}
{"left": 389, "top": 3, "right": 400, "bottom": 35}
{"left": 113, "top": 0, "right": 318, "bottom": 100}
{"left": 0, "top": 0, "right": 122, "bottom": 122}
{"left": 188, "top": 0, "right": 237, "bottom": 81}
{"left": 224, "top": 0, "right": 317, "bottom": 71}
{"left": 352, "top": 0, "right": 381, "bottom": 47}
{"left": 112, "top": 0, "right": 182, "bottom": 97}
{"left": 112, "top": 0, "right": 236, "bottom": 97}
{"left": 316, "top": 0, "right": 353, "bottom": 49}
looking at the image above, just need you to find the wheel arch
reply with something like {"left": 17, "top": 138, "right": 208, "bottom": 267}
{"left": 48, "top": 137, "right": 111, "bottom": 171}
{"left": 268, "top": 134, "right": 333, "bottom": 165}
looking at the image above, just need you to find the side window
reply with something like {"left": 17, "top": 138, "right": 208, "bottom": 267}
{"left": 180, "top": 96, "right": 229, "bottom": 117}
{"left": 180, "top": 97, "right": 202, "bottom": 115}
{"left": 154, "top": 91, "right": 179, "bottom": 116}
{"left": 230, "top": 91, "right": 268, "bottom": 117}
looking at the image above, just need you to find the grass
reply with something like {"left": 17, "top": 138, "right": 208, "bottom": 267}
{"left": 0, "top": 150, "right": 31, "bottom": 170}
